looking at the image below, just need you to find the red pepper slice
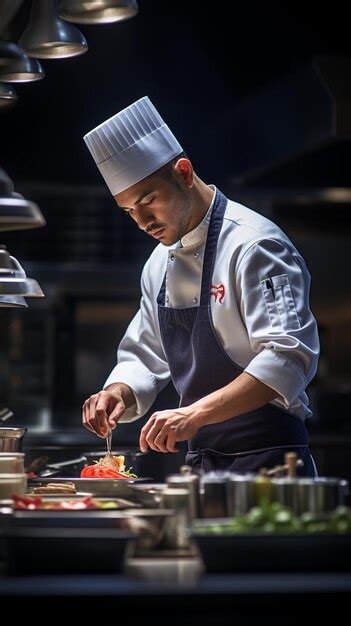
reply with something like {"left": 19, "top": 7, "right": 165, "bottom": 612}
{"left": 80, "top": 464, "right": 130, "bottom": 479}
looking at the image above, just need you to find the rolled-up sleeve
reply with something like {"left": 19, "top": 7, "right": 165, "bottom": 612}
{"left": 104, "top": 258, "right": 171, "bottom": 422}
{"left": 236, "top": 239, "right": 320, "bottom": 408}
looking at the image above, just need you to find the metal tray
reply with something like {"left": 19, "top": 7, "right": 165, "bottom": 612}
{"left": 128, "top": 482, "right": 166, "bottom": 507}
{"left": 26, "top": 491, "right": 93, "bottom": 498}
{"left": 192, "top": 526, "right": 351, "bottom": 572}
{"left": 2, "top": 508, "right": 176, "bottom": 551}
{"left": 5, "top": 508, "right": 143, "bottom": 528}
{"left": 10, "top": 495, "right": 141, "bottom": 511}
{"left": 3, "top": 527, "right": 132, "bottom": 575}
{"left": 28, "top": 476, "right": 153, "bottom": 497}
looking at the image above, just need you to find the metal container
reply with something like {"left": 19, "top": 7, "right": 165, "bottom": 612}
{"left": 0, "top": 473, "right": 27, "bottom": 499}
{"left": 272, "top": 478, "right": 300, "bottom": 514}
{"left": 201, "top": 472, "right": 231, "bottom": 518}
{"left": 297, "top": 477, "right": 349, "bottom": 514}
{"left": 0, "top": 452, "right": 25, "bottom": 474}
{"left": 227, "top": 473, "right": 258, "bottom": 516}
{"left": 123, "top": 508, "right": 176, "bottom": 550}
{"left": 28, "top": 477, "right": 147, "bottom": 498}
{"left": 166, "top": 466, "right": 201, "bottom": 519}
{"left": 0, "top": 427, "right": 26, "bottom": 452}
{"left": 272, "top": 476, "right": 349, "bottom": 514}
{"left": 159, "top": 487, "right": 190, "bottom": 549}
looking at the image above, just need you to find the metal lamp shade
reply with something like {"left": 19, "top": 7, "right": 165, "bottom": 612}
{"left": 0, "top": 195, "right": 46, "bottom": 232}
{"left": 0, "top": 1, "right": 25, "bottom": 34}
{"left": 0, "top": 295, "right": 27, "bottom": 308}
{"left": 59, "top": 0, "right": 138, "bottom": 24}
{"left": 0, "top": 82, "right": 17, "bottom": 107}
{"left": 19, "top": 0, "right": 88, "bottom": 59}
{"left": 0, "top": 169, "right": 46, "bottom": 231}
{"left": 0, "top": 277, "right": 44, "bottom": 297}
{"left": 0, "top": 247, "right": 44, "bottom": 298}
{"left": 0, "top": 167, "right": 13, "bottom": 196}
{"left": 0, "top": 41, "right": 44, "bottom": 83}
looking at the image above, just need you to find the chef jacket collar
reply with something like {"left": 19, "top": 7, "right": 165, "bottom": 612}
{"left": 176, "top": 185, "right": 216, "bottom": 249}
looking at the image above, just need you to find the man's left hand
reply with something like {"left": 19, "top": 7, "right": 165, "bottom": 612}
{"left": 139, "top": 406, "right": 201, "bottom": 453}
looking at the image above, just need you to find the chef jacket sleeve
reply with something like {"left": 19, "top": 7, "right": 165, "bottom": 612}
{"left": 103, "top": 258, "right": 171, "bottom": 422}
{"left": 236, "top": 238, "right": 320, "bottom": 408}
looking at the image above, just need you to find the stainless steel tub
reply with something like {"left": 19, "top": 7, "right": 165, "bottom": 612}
{"left": 0, "top": 428, "right": 26, "bottom": 452}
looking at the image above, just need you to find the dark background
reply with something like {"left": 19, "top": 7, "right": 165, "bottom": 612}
{"left": 1, "top": 0, "right": 350, "bottom": 187}
{"left": 1, "top": 0, "right": 351, "bottom": 479}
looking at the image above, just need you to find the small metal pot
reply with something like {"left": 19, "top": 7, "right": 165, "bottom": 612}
{"left": 272, "top": 478, "right": 300, "bottom": 514}
{"left": 297, "top": 477, "right": 349, "bottom": 514}
{"left": 200, "top": 471, "right": 232, "bottom": 518}
{"left": 227, "top": 473, "right": 258, "bottom": 516}
{"left": 0, "top": 428, "right": 26, "bottom": 453}
{"left": 272, "top": 476, "right": 349, "bottom": 515}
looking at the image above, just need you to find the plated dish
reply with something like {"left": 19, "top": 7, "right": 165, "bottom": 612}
{"left": 11, "top": 494, "right": 140, "bottom": 511}
{"left": 80, "top": 453, "right": 138, "bottom": 479}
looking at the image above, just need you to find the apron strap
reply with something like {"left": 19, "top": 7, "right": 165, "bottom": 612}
{"left": 200, "top": 190, "right": 228, "bottom": 306}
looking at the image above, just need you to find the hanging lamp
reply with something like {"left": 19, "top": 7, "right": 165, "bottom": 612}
{"left": 0, "top": 168, "right": 46, "bottom": 231}
{"left": 0, "top": 40, "right": 44, "bottom": 82}
{"left": 0, "top": 295, "right": 27, "bottom": 308}
{"left": 0, "top": 82, "right": 17, "bottom": 107}
{"left": 0, "top": 246, "right": 44, "bottom": 298}
{"left": 59, "top": 0, "right": 138, "bottom": 24}
{"left": 19, "top": 0, "right": 88, "bottom": 59}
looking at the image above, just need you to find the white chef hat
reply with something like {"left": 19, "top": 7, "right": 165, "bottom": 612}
{"left": 83, "top": 96, "right": 183, "bottom": 196}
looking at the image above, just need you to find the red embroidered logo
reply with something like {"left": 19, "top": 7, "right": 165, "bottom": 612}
{"left": 210, "top": 284, "right": 225, "bottom": 303}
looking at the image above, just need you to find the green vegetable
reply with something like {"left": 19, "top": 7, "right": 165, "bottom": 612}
{"left": 193, "top": 502, "right": 351, "bottom": 535}
{"left": 99, "top": 501, "right": 119, "bottom": 509}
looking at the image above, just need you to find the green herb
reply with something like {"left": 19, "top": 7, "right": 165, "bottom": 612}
{"left": 193, "top": 501, "right": 351, "bottom": 535}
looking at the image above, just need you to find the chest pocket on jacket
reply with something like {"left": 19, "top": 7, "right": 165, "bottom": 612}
{"left": 261, "top": 274, "right": 301, "bottom": 331}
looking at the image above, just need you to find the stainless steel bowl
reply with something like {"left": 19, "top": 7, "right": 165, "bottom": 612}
{"left": 0, "top": 428, "right": 26, "bottom": 452}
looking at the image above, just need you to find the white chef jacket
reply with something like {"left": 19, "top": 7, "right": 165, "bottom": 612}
{"left": 104, "top": 187, "right": 320, "bottom": 423}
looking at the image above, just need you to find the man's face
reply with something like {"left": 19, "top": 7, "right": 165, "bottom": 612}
{"left": 115, "top": 169, "right": 192, "bottom": 246}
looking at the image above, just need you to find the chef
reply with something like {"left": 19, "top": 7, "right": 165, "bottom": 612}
{"left": 82, "top": 96, "right": 320, "bottom": 475}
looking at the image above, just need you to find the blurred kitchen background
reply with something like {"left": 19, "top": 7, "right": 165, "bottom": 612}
{"left": 0, "top": 0, "right": 350, "bottom": 479}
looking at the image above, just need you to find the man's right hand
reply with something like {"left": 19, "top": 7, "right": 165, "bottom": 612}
{"left": 82, "top": 383, "right": 135, "bottom": 438}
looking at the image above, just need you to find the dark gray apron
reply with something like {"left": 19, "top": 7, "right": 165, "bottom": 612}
{"left": 157, "top": 190, "right": 315, "bottom": 476}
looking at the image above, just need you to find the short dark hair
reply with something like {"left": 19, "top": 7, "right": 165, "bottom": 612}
{"left": 156, "top": 151, "right": 188, "bottom": 180}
